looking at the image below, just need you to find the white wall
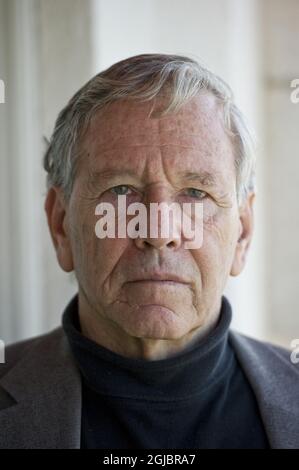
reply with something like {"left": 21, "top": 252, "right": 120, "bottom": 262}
{"left": 39, "top": 0, "right": 94, "bottom": 334}
{"left": 0, "top": 0, "right": 11, "bottom": 340}
{"left": 0, "top": 0, "right": 45, "bottom": 343}
{"left": 262, "top": 0, "right": 299, "bottom": 346}
{"left": 0, "top": 0, "right": 93, "bottom": 343}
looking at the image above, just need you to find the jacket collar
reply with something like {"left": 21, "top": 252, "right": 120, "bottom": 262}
{"left": 229, "top": 330, "right": 299, "bottom": 449}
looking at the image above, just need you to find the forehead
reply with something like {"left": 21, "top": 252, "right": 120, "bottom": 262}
{"left": 80, "top": 93, "right": 235, "bottom": 178}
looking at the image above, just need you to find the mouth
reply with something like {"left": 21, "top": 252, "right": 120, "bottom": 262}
{"left": 127, "top": 274, "right": 190, "bottom": 285}
{"left": 128, "top": 280, "right": 187, "bottom": 287}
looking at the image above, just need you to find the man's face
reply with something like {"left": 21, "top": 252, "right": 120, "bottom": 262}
{"left": 52, "top": 94, "right": 252, "bottom": 342}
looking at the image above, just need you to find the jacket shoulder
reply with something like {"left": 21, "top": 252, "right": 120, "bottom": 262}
{"left": 230, "top": 330, "right": 291, "bottom": 355}
{"left": 0, "top": 327, "right": 64, "bottom": 380}
{"left": 229, "top": 329, "right": 299, "bottom": 380}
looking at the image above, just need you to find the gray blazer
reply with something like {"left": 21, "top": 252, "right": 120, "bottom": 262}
{"left": 0, "top": 326, "right": 298, "bottom": 449}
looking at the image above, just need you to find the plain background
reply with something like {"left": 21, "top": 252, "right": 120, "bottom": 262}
{"left": 0, "top": 0, "right": 298, "bottom": 348}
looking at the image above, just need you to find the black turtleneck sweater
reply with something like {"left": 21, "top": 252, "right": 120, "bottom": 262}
{"left": 62, "top": 295, "right": 269, "bottom": 449}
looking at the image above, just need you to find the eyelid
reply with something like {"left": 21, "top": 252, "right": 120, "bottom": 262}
{"left": 110, "top": 184, "right": 130, "bottom": 190}
{"left": 109, "top": 184, "right": 145, "bottom": 197}
{"left": 108, "top": 185, "right": 208, "bottom": 199}
{"left": 183, "top": 187, "right": 208, "bottom": 198}
{"left": 110, "top": 184, "right": 132, "bottom": 194}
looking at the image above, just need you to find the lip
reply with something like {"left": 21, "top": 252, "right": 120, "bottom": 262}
{"left": 127, "top": 273, "right": 190, "bottom": 285}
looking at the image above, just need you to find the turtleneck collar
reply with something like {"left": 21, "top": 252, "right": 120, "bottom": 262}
{"left": 62, "top": 295, "right": 233, "bottom": 402}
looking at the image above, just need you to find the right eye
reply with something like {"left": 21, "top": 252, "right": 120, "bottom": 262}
{"left": 110, "top": 185, "right": 133, "bottom": 196}
{"left": 183, "top": 188, "right": 208, "bottom": 200}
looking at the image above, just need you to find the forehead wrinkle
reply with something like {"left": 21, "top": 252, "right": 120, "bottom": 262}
{"left": 87, "top": 161, "right": 225, "bottom": 191}
{"left": 89, "top": 143, "right": 213, "bottom": 158}
{"left": 87, "top": 92, "right": 225, "bottom": 142}
{"left": 85, "top": 97, "right": 231, "bottom": 162}
{"left": 86, "top": 143, "right": 229, "bottom": 185}
{"left": 83, "top": 99, "right": 235, "bottom": 186}
{"left": 87, "top": 134, "right": 211, "bottom": 154}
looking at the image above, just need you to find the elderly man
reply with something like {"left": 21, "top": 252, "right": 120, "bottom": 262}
{"left": 0, "top": 54, "right": 298, "bottom": 449}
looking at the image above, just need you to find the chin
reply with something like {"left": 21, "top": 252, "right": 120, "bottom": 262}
{"left": 118, "top": 304, "right": 189, "bottom": 340}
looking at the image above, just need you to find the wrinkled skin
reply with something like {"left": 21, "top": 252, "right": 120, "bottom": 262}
{"left": 45, "top": 93, "right": 254, "bottom": 360}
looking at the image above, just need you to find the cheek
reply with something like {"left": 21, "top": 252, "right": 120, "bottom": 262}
{"left": 197, "top": 209, "right": 239, "bottom": 274}
{"left": 92, "top": 238, "right": 130, "bottom": 298}
{"left": 70, "top": 210, "right": 130, "bottom": 294}
{"left": 205, "top": 202, "right": 238, "bottom": 245}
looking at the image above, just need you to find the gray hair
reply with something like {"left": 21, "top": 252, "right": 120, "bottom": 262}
{"left": 43, "top": 53, "right": 256, "bottom": 203}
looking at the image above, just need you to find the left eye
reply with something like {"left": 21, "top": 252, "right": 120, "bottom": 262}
{"left": 184, "top": 188, "right": 207, "bottom": 199}
{"left": 110, "top": 185, "right": 132, "bottom": 196}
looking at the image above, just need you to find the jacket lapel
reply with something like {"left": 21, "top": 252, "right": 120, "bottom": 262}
{"left": 230, "top": 330, "right": 299, "bottom": 449}
{"left": 0, "top": 328, "right": 82, "bottom": 449}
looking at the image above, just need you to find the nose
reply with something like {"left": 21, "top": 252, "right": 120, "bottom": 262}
{"left": 134, "top": 184, "right": 182, "bottom": 251}
{"left": 134, "top": 229, "right": 181, "bottom": 251}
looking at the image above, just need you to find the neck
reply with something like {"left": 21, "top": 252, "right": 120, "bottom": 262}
{"left": 78, "top": 290, "right": 222, "bottom": 361}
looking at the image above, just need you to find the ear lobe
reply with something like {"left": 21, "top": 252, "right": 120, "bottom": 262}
{"left": 230, "top": 192, "right": 255, "bottom": 277}
{"left": 45, "top": 187, "right": 74, "bottom": 272}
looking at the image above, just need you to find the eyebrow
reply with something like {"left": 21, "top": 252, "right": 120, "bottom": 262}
{"left": 88, "top": 168, "right": 139, "bottom": 184}
{"left": 177, "top": 171, "right": 221, "bottom": 187}
{"left": 88, "top": 168, "right": 221, "bottom": 188}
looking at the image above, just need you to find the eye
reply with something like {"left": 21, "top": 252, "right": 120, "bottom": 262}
{"left": 110, "top": 185, "right": 132, "bottom": 196}
{"left": 184, "top": 188, "right": 207, "bottom": 200}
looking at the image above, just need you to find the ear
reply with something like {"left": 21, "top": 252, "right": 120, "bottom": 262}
{"left": 230, "top": 192, "right": 255, "bottom": 277}
{"left": 44, "top": 187, "right": 74, "bottom": 272}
